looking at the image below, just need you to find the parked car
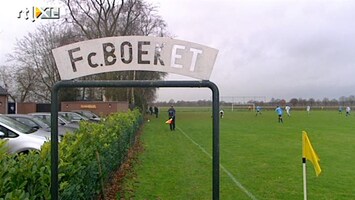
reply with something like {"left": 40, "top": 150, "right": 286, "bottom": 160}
{"left": 0, "top": 115, "right": 48, "bottom": 154}
{"left": 28, "top": 112, "right": 80, "bottom": 130}
{"left": 59, "top": 111, "right": 93, "bottom": 123}
{"left": 71, "top": 110, "right": 101, "bottom": 122}
{"left": 6, "top": 114, "right": 76, "bottom": 136}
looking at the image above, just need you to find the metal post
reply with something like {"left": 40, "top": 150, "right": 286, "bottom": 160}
{"left": 50, "top": 84, "right": 60, "bottom": 200}
{"left": 209, "top": 82, "right": 220, "bottom": 200}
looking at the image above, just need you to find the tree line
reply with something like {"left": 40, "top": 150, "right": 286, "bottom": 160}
{"left": 0, "top": 0, "right": 169, "bottom": 111}
{"left": 256, "top": 96, "right": 355, "bottom": 107}
{"left": 155, "top": 95, "right": 355, "bottom": 108}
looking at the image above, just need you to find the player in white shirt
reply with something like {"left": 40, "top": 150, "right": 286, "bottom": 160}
{"left": 346, "top": 106, "right": 351, "bottom": 116}
{"left": 285, "top": 105, "right": 291, "bottom": 117}
{"left": 220, "top": 109, "right": 224, "bottom": 118}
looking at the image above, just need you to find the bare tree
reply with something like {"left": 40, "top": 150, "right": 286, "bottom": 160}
{"left": 2, "top": 0, "right": 168, "bottom": 106}
{"left": 308, "top": 98, "right": 315, "bottom": 106}
{"left": 289, "top": 98, "right": 298, "bottom": 106}
{"left": 348, "top": 95, "right": 355, "bottom": 106}
{"left": 339, "top": 96, "right": 346, "bottom": 106}
{"left": 322, "top": 98, "right": 330, "bottom": 106}
{"left": 62, "top": 0, "right": 168, "bottom": 109}
{"left": 6, "top": 22, "right": 82, "bottom": 102}
{"left": 62, "top": 0, "right": 167, "bottom": 38}
{"left": 6, "top": 24, "right": 58, "bottom": 102}
{"left": 15, "top": 66, "right": 37, "bottom": 102}
{"left": 0, "top": 66, "right": 17, "bottom": 102}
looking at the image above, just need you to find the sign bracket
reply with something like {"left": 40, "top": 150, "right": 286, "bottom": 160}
{"left": 50, "top": 80, "right": 220, "bottom": 200}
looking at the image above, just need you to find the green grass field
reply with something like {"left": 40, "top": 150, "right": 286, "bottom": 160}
{"left": 121, "top": 109, "right": 355, "bottom": 199}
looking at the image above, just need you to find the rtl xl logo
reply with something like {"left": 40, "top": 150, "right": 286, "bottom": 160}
{"left": 18, "top": 7, "right": 60, "bottom": 22}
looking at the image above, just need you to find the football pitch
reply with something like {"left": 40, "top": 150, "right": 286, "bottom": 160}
{"left": 123, "top": 108, "right": 355, "bottom": 199}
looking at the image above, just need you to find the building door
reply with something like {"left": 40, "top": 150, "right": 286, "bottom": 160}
{"left": 8, "top": 102, "right": 16, "bottom": 114}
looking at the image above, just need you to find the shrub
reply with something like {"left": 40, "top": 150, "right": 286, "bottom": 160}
{"left": 0, "top": 110, "right": 142, "bottom": 199}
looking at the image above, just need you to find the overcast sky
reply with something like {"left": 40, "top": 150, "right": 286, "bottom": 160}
{"left": 2, "top": 0, "right": 355, "bottom": 102}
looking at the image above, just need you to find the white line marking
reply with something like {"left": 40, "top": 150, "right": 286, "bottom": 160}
{"left": 177, "top": 127, "right": 258, "bottom": 200}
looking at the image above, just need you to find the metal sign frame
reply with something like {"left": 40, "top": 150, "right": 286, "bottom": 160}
{"left": 50, "top": 80, "right": 220, "bottom": 199}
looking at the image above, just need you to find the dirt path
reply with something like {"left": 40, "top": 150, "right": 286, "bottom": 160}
{"left": 99, "top": 129, "right": 144, "bottom": 200}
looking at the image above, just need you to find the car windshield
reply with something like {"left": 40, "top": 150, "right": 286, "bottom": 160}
{"left": 75, "top": 110, "right": 99, "bottom": 119}
{"left": 32, "top": 114, "right": 70, "bottom": 126}
{"left": 72, "top": 113, "right": 90, "bottom": 120}
{"left": 0, "top": 115, "right": 35, "bottom": 134}
{"left": 31, "top": 117, "right": 51, "bottom": 128}
{"left": 59, "top": 112, "right": 89, "bottom": 121}
{"left": 31, "top": 114, "right": 51, "bottom": 126}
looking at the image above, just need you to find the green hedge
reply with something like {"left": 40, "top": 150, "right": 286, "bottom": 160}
{"left": 0, "top": 110, "right": 142, "bottom": 199}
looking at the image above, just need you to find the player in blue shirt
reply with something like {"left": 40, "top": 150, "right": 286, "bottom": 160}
{"left": 255, "top": 106, "right": 262, "bottom": 116}
{"left": 275, "top": 105, "right": 283, "bottom": 123}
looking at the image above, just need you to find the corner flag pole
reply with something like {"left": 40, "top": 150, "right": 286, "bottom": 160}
{"left": 302, "top": 131, "right": 322, "bottom": 200}
{"left": 302, "top": 157, "right": 307, "bottom": 200}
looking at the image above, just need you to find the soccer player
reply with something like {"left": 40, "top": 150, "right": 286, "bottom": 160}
{"left": 306, "top": 105, "right": 311, "bottom": 115}
{"left": 219, "top": 109, "right": 224, "bottom": 118}
{"left": 149, "top": 106, "right": 153, "bottom": 115}
{"left": 285, "top": 105, "right": 291, "bottom": 117}
{"left": 346, "top": 106, "right": 351, "bottom": 116}
{"left": 255, "top": 106, "right": 262, "bottom": 116}
{"left": 168, "top": 105, "right": 176, "bottom": 131}
{"left": 154, "top": 106, "right": 159, "bottom": 118}
{"left": 275, "top": 105, "right": 283, "bottom": 123}
{"left": 339, "top": 106, "right": 343, "bottom": 114}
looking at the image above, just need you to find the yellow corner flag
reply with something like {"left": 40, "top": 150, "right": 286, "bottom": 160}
{"left": 302, "top": 131, "right": 322, "bottom": 176}
{"left": 165, "top": 118, "right": 172, "bottom": 124}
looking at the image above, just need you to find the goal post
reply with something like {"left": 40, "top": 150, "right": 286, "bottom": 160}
{"left": 221, "top": 96, "right": 266, "bottom": 112}
{"left": 231, "top": 103, "right": 255, "bottom": 112}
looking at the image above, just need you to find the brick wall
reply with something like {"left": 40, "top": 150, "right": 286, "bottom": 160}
{"left": 0, "top": 96, "right": 7, "bottom": 114}
{"left": 61, "top": 101, "right": 129, "bottom": 116}
{"left": 16, "top": 102, "right": 37, "bottom": 114}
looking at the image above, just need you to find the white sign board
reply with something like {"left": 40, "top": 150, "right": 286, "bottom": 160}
{"left": 52, "top": 36, "right": 218, "bottom": 80}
